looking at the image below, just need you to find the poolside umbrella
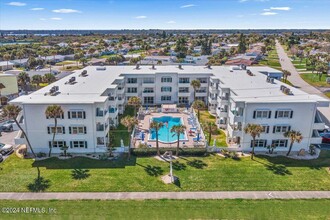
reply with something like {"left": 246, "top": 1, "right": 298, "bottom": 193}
{"left": 141, "top": 131, "right": 145, "bottom": 141}
{"left": 197, "top": 132, "right": 200, "bottom": 141}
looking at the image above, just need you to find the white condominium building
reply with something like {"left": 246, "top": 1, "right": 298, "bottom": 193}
{"left": 11, "top": 65, "right": 329, "bottom": 153}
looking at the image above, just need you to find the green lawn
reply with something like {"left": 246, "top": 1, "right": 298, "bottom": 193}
{"left": 1, "top": 150, "right": 330, "bottom": 192}
{"left": 0, "top": 199, "right": 329, "bottom": 220}
{"left": 198, "top": 110, "right": 227, "bottom": 147}
{"left": 55, "top": 60, "right": 76, "bottom": 66}
{"left": 259, "top": 48, "right": 281, "bottom": 69}
{"left": 324, "top": 92, "right": 330, "bottom": 98}
{"left": 300, "top": 73, "right": 330, "bottom": 87}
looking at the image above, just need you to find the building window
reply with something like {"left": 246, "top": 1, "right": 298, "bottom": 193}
{"left": 272, "top": 139, "right": 288, "bottom": 147}
{"left": 96, "top": 108, "right": 105, "bottom": 117}
{"left": 275, "top": 110, "right": 293, "bottom": 118}
{"left": 196, "top": 87, "right": 207, "bottom": 93}
{"left": 47, "top": 126, "right": 65, "bottom": 134}
{"left": 143, "top": 88, "right": 154, "bottom": 93}
{"left": 143, "top": 78, "right": 154, "bottom": 84}
{"left": 46, "top": 113, "right": 64, "bottom": 119}
{"left": 127, "top": 78, "right": 137, "bottom": 84}
{"left": 161, "top": 87, "right": 172, "bottom": 92}
{"left": 273, "top": 125, "right": 291, "bottom": 133}
{"left": 161, "top": 77, "right": 172, "bottom": 83}
{"left": 197, "top": 78, "right": 207, "bottom": 83}
{"left": 179, "top": 78, "right": 190, "bottom": 84}
{"left": 179, "top": 87, "right": 189, "bottom": 93}
{"left": 70, "top": 141, "right": 87, "bottom": 148}
{"left": 253, "top": 110, "right": 271, "bottom": 119}
{"left": 68, "top": 110, "right": 86, "bottom": 119}
{"left": 161, "top": 96, "right": 171, "bottom": 101}
{"left": 69, "top": 126, "right": 86, "bottom": 134}
{"left": 250, "top": 139, "right": 267, "bottom": 148}
{"left": 127, "top": 87, "right": 137, "bottom": 93}
{"left": 96, "top": 123, "right": 105, "bottom": 131}
{"left": 144, "top": 97, "right": 154, "bottom": 104}
{"left": 49, "top": 141, "right": 66, "bottom": 148}
{"left": 262, "top": 125, "right": 270, "bottom": 133}
{"left": 97, "top": 137, "right": 105, "bottom": 145}
{"left": 179, "top": 97, "right": 189, "bottom": 104}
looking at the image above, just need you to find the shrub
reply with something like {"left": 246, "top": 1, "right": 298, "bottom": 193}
{"left": 37, "top": 152, "right": 46, "bottom": 158}
{"left": 131, "top": 148, "right": 208, "bottom": 157}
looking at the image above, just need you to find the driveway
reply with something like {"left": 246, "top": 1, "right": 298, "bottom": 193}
{"left": 0, "top": 130, "right": 18, "bottom": 146}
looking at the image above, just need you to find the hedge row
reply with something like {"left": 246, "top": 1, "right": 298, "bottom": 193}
{"left": 131, "top": 147, "right": 208, "bottom": 157}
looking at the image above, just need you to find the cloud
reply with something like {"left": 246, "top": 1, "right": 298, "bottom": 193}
{"left": 31, "top": 7, "right": 44, "bottom": 11}
{"left": 135, "top": 15, "right": 147, "bottom": 19}
{"left": 52, "top": 9, "right": 81, "bottom": 13}
{"left": 39, "top": 18, "right": 46, "bottom": 21}
{"left": 270, "top": 7, "right": 291, "bottom": 11}
{"left": 51, "top": 17, "right": 62, "bottom": 20}
{"left": 6, "top": 2, "right": 26, "bottom": 6}
{"left": 180, "top": 4, "right": 196, "bottom": 8}
{"left": 167, "top": 20, "right": 176, "bottom": 24}
{"left": 261, "top": 12, "right": 278, "bottom": 16}
{"left": 263, "top": 9, "right": 271, "bottom": 11}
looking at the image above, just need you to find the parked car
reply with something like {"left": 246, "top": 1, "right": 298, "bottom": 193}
{"left": 0, "top": 121, "right": 13, "bottom": 132}
{"left": 322, "top": 134, "right": 330, "bottom": 144}
{"left": 0, "top": 143, "right": 14, "bottom": 156}
{"left": 320, "top": 132, "right": 330, "bottom": 137}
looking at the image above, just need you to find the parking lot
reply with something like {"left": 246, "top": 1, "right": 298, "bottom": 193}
{"left": 1, "top": 130, "right": 18, "bottom": 146}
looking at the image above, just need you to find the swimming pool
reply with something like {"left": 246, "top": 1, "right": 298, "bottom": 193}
{"left": 149, "top": 116, "right": 187, "bottom": 143}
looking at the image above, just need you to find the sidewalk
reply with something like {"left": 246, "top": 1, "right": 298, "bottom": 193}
{"left": 0, "top": 191, "right": 330, "bottom": 200}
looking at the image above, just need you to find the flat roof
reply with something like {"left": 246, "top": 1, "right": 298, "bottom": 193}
{"left": 10, "top": 65, "right": 329, "bottom": 105}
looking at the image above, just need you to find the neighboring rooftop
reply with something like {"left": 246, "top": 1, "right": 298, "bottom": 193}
{"left": 10, "top": 65, "right": 329, "bottom": 105}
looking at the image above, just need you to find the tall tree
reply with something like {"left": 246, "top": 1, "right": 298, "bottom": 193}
{"left": 43, "top": 73, "right": 56, "bottom": 84}
{"left": 192, "top": 100, "right": 206, "bottom": 121}
{"left": 127, "top": 96, "right": 142, "bottom": 116}
{"left": 190, "top": 79, "right": 201, "bottom": 101}
{"left": 45, "top": 105, "right": 64, "bottom": 157}
{"left": 171, "top": 125, "right": 186, "bottom": 156}
{"left": 31, "top": 74, "right": 42, "bottom": 89}
{"left": 150, "top": 121, "right": 164, "bottom": 156}
{"left": 120, "top": 115, "right": 138, "bottom": 160}
{"left": 282, "top": 70, "right": 291, "bottom": 83}
{"left": 284, "top": 130, "right": 303, "bottom": 156}
{"left": 238, "top": 33, "right": 247, "bottom": 54}
{"left": 17, "top": 71, "right": 30, "bottom": 94}
{"left": 244, "top": 123, "right": 264, "bottom": 159}
{"left": 3, "top": 53, "right": 11, "bottom": 70}
{"left": 202, "top": 121, "right": 218, "bottom": 146}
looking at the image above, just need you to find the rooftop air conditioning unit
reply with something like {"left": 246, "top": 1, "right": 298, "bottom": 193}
{"left": 135, "top": 64, "right": 140, "bottom": 69}
{"left": 241, "top": 64, "right": 246, "bottom": 70}
{"left": 270, "top": 78, "right": 275, "bottom": 84}
{"left": 81, "top": 70, "right": 88, "bottom": 77}
{"left": 280, "top": 85, "right": 287, "bottom": 91}
{"left": 96, "top": 67, "right": 106, "bottom": 71}
{"left": 151, "top": 64, "right": 155, "bottom": 69}
{"left": 68, "top": 77, "right": 76, "bottom": 84}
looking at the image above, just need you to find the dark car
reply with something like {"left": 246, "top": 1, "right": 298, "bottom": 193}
{"left": 322, "top": 134, "right": 330, "bottom": 144}
{"left": 0, "top": 122, "right": 13, "bottom": 132}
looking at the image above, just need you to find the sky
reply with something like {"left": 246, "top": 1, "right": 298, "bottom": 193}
{"left": 0, "top": 0, "right": 329, "bottom": 30}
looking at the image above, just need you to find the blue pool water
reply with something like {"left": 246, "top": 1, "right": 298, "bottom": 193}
{"left": 150, "top": 116, "right": 186, "bottom": 143}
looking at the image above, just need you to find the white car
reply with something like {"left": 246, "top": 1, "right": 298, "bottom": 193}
{"left": 0, "top": 143, "right": 14, "bottom": 156}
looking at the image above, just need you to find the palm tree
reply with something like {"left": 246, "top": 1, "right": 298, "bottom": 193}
{"left": 18, "top": 71, "right": 30, "bottom": 94}
{"left": 2, "top": 104, "right": 41, "bottom": 178}
{"left": 190, "top": 79, "right": 201, "bottom": 101}
{"left": 171, "top": 125, "right": 186, "bottom": 156}
{"left": 244, "top": 123, "right": 264, "bottom": 159}
{"left": 43, "top": 73, "right": 56, "bottom": 84}
{"left": 31, "top": 75, "right": 42, "bottom": 89}
{"left": 192, "top": 100, "right": 205, "bottom": 121}
{"left": 3, "top": 53, "right": 11, "bottom": 70}
{"left": 202, "top": 121, "right": 218, "bottom": 146}
{"left": 1, "top": 105, "right": 35, "bottom": 156}
{"left": 17, "top": 50, "right": 24, "bottom": 66}
{"left": 79, "top": 57, "right": 88, "bottom": 66}
{"left": 282, "top": 70, "right": 291, "bottom": 83}
{"left": 120, "top": 116, "right": 138, "bottom": 160}
{"left": 150, "top": 121, "right": 164, "bottom": 156}
{"left": 283, "top": 130, "right": 303, "bottom": 156}
{"left": 45, "top": 105, "right": 64, "bottom": 157}
{"left": 127, "top": 96, "right": 142, "bottom": 116}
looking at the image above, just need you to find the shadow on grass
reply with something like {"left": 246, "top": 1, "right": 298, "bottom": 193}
{"left": 71, "top": 169, "right": 90, "bottom": 180}
{"left": 174, "top": 177, "right": 181, "bottom": 188}
{"left": 27, "top": 177, "right": 51, "bottom": 192}
{"left": 33, "top": 155, "right": 136, "bottom": 169}
{"left": 187, "top": 159, "right": 207, "bottom": 169}
{"left": 172, "top": 161, "right": 187, "bottom": 171}
{"left": 143, "top": 165, "right": 164, "bottom": 177}
{"left": 265, "top": 164, "right": 292, "bottom": 176}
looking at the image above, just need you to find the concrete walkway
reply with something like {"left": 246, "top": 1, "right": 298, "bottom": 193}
{"left": 0, "top": 191, "right": 330, "bottom": 200}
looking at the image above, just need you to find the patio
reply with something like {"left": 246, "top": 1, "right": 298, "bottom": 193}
{"left": 133, "top": 108, "right": 206, "bottom": 148}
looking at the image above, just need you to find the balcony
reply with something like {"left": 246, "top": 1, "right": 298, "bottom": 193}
{"left": 208, "top": 97, "right": 217, "bottom": 104}
{"left": 96, "top": 123, "right": 104, "bottom": 132}
{"left": 229, "top": 109, "right": 243, "bottom": 124}
{"left": 313, "top": 111, "right": 326, "bottom": 131}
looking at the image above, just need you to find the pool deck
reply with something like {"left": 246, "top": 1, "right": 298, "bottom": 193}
{"left": 133, "top": 112, "right": 205, "bottom": 148}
